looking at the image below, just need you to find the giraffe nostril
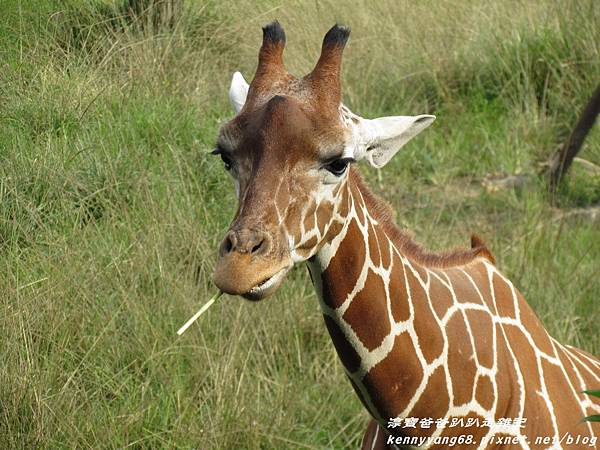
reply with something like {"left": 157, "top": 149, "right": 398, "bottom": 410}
{"left": 221, "top": 232, "right": 235, "bottom": 255}
{"left": 224, "top": 237, "right": 233, "bottom": 253}
{"left": 251, "top": 238, "right": 265, "bottom": 255}
{"left": 221, "top": 229, "right": 271, "bottom": 256}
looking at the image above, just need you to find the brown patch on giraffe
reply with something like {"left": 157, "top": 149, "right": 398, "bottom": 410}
{"left": 362, "top": 332, "right": 423, "bottom": 419}
{"left": 491, "top": 273, "right": 516, "bottom": 319}
{"left": 284, "top": 203, "right": 302, "bottom": 242}
{"left": 410, "top": 365, "right": 450, "bottom": 432}
{"left": 428, "top": 269, "right": 454, "bottom": 321}
{"left": 475, "top": 374, "right": 494, "bottom": 410}
{"left": 316, "top": 200, "right": 334, "bottom": 235}
{"left": 353, "top": 198, "right": 366, "bottom": 226}
{"left": 566, "top": 349, "right": 600, "bottom": 399}
{"left": 500, "top": 323, "right": 556, "bottom": 438}
{"left": 445, "top": 312, "right": 478, "bottom": 406}
{"left": 323, "top": 219, "right": 343, "bottom": 246}
{"left": 295, "top": 235, "right": 318, "bottom": 258}
{"left": 331, "top": 181, "right": 341, "bottom": 198}
{"left": 303, "top": 208, "right": 316, "bottom": 233}
{"left": 469, "top": 262, "right": 496, "bottom": 311}
{"left": 495, "top": 323, "right": 523, "bottom": 421}
{"left": 301, "top": 235, "right": 318, "bottom": 250}
{"left": 412, "top": 264, "right": 429, "bottom": 284}
{"left": 566, "top": 342, "right": 600, "bottom": 368}
{"left": 294, "top": 248, "right": 309, "bottom": 259}
{"left": 555, "top": 345, "right": 583, "bottom": 394}
{"left": 516, "top": 296, "right": 556, "bottom": 356}
{"left": 446, "top": 268, "right": 484, "bottom": 305}
{"left": 274, "top": 170, "right": 291, "bottom": 209}
{"left": 558, "top": 346, "right": 600, "bottom": 431}
{"left": 368, "top": 221, "right": 381, "bottom": 267}
{"left": 323, "top": 315, "right": 361, "bottom": 373}
{"left": 320, "top": 219, "right": 365, "bottom": 309}
{"left": 407, "top": 267, "right": 445, "bottom": 364}
{"left": 375, "top": 226, "right": 391, "bottom": 269}
{"left": 465, "top": 309, "right": 494, "bottom": 369}
{"left": 404, "top": 260, "right": 428, "bottom": 305}
{"left": 569, "top": 347, "right": 600, "bottom": 373}
{"left": 338, "top": 179, "right": 350, "bottom": 216}
{"left": 343, "top": 269, "right": 391, "bottom": 351}
{"left": 541, "top": 357, "right": 582, "bottom": 438}
{"left": 389, "top": 254, "right": 411, "bottom": 323}
{"left": 518, "top": 387, "right": 556, "bottom": 442}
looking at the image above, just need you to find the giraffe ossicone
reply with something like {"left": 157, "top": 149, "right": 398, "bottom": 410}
{"left": 211, "top": 21, "right": 600, "bottom": 449}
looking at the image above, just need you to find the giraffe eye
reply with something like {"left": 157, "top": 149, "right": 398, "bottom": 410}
{"left": 220, "top": 153, "right": 233, "bottom": 171}
{"left": 211, "top": 147, "right": 234, "bottom": 171}
{"left": 325, "top": 158, "right": 353, "bottom": 176}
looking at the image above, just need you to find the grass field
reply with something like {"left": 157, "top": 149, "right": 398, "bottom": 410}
{"left": 1, "top": 0, "right": 599, "bottom": 448}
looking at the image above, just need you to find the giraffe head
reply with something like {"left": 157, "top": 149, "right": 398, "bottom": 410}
{"left": 212, "top": 21, "right": 435, "bottom": 300}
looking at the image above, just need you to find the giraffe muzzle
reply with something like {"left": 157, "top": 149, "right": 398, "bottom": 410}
{"left": 213, "top": 228, "right": 292, "bottom": 300}
{"left": 219, "top": 229, "right": 272, "bottom": 257}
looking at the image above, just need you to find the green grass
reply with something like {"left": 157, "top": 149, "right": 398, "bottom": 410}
{"left": 1, "top": 0, "right": 599, "bottom": 448}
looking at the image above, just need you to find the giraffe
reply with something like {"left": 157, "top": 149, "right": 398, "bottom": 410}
{"left": 211, "top": 21, "right": 600, "bottom": 449}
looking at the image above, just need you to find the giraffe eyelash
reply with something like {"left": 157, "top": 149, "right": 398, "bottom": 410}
{"left": 211, "top": 144, "right": 226, "bottom": 155}
{"left": 323, "top": 157, "right": 355, "bottom": 176}
{"left": 211, "top": 146, "right": 234, "bottom": 171}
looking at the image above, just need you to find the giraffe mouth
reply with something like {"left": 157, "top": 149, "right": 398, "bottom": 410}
{"left": 243, "top": 266, "right": 290, "bottom": 300}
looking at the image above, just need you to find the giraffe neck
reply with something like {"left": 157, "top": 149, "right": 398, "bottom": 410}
{"left": 307, "top": 169, "right": 600, "bottom": 446}
{"left": 307, "top": 169, "right": 458, "bottom": 424}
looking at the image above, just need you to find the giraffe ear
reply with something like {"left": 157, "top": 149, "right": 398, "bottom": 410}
{"left": 356, "top": 115, "right": 435, "bottom": 168}
{"left": 229, "top": 71, "right": 249, "bottom": 113}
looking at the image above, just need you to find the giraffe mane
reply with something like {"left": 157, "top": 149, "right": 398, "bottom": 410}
{"left": 350, "top": 168, "right": 496, "bottom": 267}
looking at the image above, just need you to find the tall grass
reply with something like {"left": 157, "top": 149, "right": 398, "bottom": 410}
{"left": 1, "top": 0, "right": 598, "bottom": 448}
